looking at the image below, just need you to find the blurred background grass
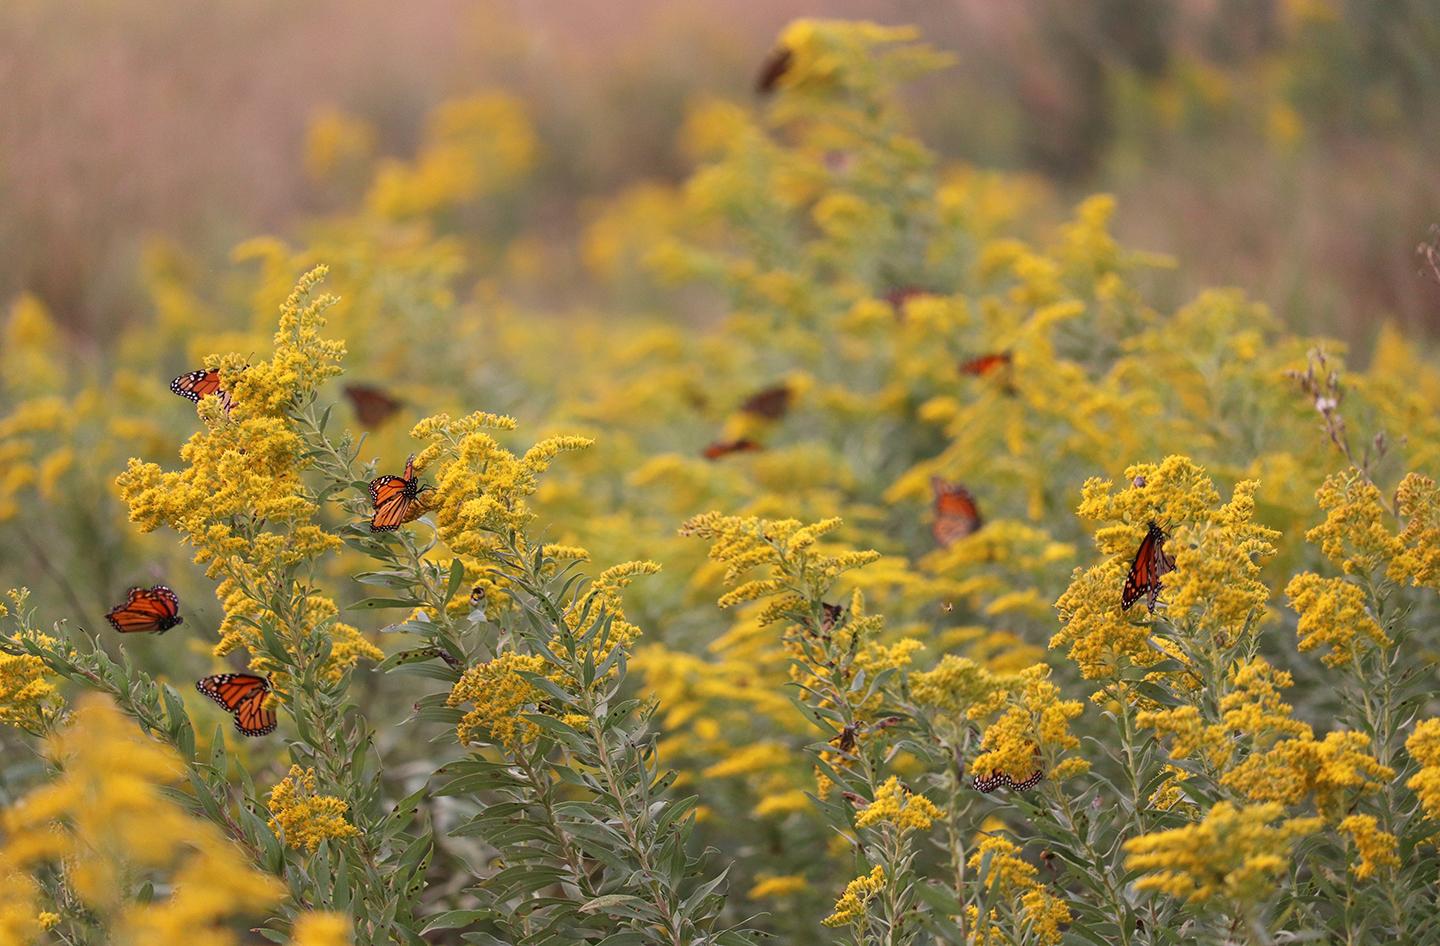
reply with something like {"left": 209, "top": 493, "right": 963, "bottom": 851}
{"left": 2, "top": 0, "right": 1438, "bottom": 346}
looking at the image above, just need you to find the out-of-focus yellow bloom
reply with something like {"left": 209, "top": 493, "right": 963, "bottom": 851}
{"left": 0, "top": 695, "right": 282, "bottom": 944}
{"left": 1123, "top": 802, "right": 1320, "bottom": 906}
{"left": 1285, "top": 572, "right": 1388, "bottom": 666}
{"left": 1337, "top": 814, "right": 1398, "bottom": 880}
{"left": 820, "top": 864, "right": 885, "bottom": 927}
{"left": 854, "top": 776, "right": 941, "bottom": 832}
{"left": 748, "top": 874, "right": 807, "bottom": 899}
{"left": 304, "top": 108, "right": 376, "bottom": 183}
{"left": 267, "top": 766, "right": 359, "bottom": 852}
{"left": 909, "top": 655, "right": 1012, "bottom": 719}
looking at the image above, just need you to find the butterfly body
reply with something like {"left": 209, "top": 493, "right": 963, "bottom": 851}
{"left": 931, "top": 476, "right": 983, "bottom": 547}
{"left": 1122, "top": 522, "right": 1177, "bottom": 612}
{"left": 196, "top": 673, "right": 276, "bottom": 736}
{"left": 370, "top": 455, "right": 428, "bottom": 531}
{"left": 106, "top": 585, "right": 183, "bottom": 634}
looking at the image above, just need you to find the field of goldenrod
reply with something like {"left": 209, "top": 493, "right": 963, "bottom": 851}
{"left": 4, "top": 11, "right": 1440, "bottom": 946}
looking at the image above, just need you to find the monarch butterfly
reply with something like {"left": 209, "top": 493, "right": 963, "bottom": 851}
{"left": 343, "top": 383, "right": 403, "bottom": 429}
{"left": 106, "top": 585, "right": 183, "bottom": 634}
{"left": 931, "top": 477, "right": 983, "bottom": 547}
{"left": 1122, "top": 521, "right": 1177, "bottom": 612}
{"left": 196, "top": 673, "right": 276, "bottom": 736}
{"left": 740, "top": 384, "right": 792, "bottom": 420}
{"left": 959, "top": 351, "right": 1014, "bottom": 378}
{"left": 369, "top": 455, "right": 430, "bottom": 531}
{"left": 973, "top": 770, "right": 1044, "bottom": 793}
{"left": 702, "top": 438, "right": 762, "bottom": 461}
{"left": 755, "top": 46, "right": 792, "bottom": 94}
{"left": 170, "top": 368, "right": 223, "bottom": 402}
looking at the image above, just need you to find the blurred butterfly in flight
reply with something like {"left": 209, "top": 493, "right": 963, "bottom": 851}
{"left": 930, "top": 477, "right": 983, "bottom": 547}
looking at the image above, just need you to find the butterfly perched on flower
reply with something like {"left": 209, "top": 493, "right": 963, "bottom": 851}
{"left": 196, "top": 673, "right": 276, "bottom": 736}
{"left": 702, "top": 438, "right": 762, "bottom": 461}
{"left": 931, "top": 477, "right": 983, "bottom": 547}
{"left": 755, "top": 46, "right": 792, "bottom": 94}
{"left": 170, "top": 368, "right": 223, "bottom": 402}
{"left": 819, "top": 601, "right": 845, "bottom": 636}
{"left": 1122, "top": 521, "right": 1177, "bottom": 612}
{"left": 369, "top": 455, "right": 430, "bottom": 532}
{"left": 344, "top": 383, "right": 403, "bottom": 429}
{"left": 739, "top": 384, "right": 792, "bottom": 420}
{"left": 106, "top": 585, "right": 183, "bottom": 634}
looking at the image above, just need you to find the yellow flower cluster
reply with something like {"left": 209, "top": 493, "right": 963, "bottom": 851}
{"left": 908, "top": 654, "right": 1012, "bottom": 719}
{"left": 1307, "top": 470, "right": 1401, "bottom": 575}
{"left": 0, "top": 695, "right": 282, "bottom": 944}
{"left": 1285, "top": 572, "right": 1389, "bottom": 666}
{"left": 965, "top": 836, "right": 1071, "bottom": 945}
{"left": 971, "top": 664, "right": 1087, "bottom": 783}
{"left": 1124, "top": 802, "right": 1321, "bottom": 906}
{"left": 447, "top": 652, "right": 562, "bottom": 751}
{"left": 1337, "top": 814, "right": 1399, "bottom": 880}
{"left": 1222, "top": 730, "right": 1392, "bottom": 817}
{"left": 1405, "top": 718, "right": 1440, "bottom": 824}
{"left": 820, "top": 865, "right": 885, "bottom": 927}
{"left": 0, "top": 593, "right": 60, "bottom": 733}
{"left": 1392, "top": 473, "right": 1440, "bottom": 589}
{"left": 1141, "top": 657, "right": 1309, "bottom": 769}
{"left": 267, "top": 766, "right": 360, "bottom": 852}
{"left": 854, "top": 776, "right": 942, "bottom": 832}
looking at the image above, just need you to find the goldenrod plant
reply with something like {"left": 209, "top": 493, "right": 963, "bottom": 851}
{"left": 2, "top": 16, "right": 1440, "bottom": 946}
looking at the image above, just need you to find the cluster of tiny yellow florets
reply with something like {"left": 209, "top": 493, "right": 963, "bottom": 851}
{"left": 1222, "top": 730, "right": 1393, "bottom": 818}
{"left": 447, "top": 653, "right": 565, "bottom": 751}
{"left": 971, "top": 664, "right": 1087, "bottom": 783}
{"left": 908, "top": 655, "right": 1013, "bottom": 719}
{"left": 267, "top": 766, "right": 360, "bottom": 852}
{"left": 1307, "top": 470, "right": 1402, "bottom": 575}
{"left": 0, "top": 590, "right": 61, "bottom": 734}
{"left": 1404, "top": 719, "right": 1440, "bottom": 826}
{"left": 1392, "top": 473, "right": 1440, "bottom": 590}
{"left": 1285, "top": 572, "right": 1389, "bottom": 667}
{"left": 820, "top": 865, "right": 885, "bottom": 928}
{"left": 964, "top": 836, "right": 1071, "bottom": 945}
{"left": 1337, "top": 814, "right": 1399, "bottom": 880}
{"left": 0, "top": 695, "right": 283, "bottom": 943}
{"left": 854, "top": 776, "right": 942, "bottom": 832}
{"left": 1123, "top": 802, "right": 1321, "bottom": 906}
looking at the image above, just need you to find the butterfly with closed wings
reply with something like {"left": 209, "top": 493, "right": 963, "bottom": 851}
{"left": 1121, "top": 521, "right": 1177, "bottom": 612}
{"left": 196, "top": 673, "right": 276, "bottom": 737}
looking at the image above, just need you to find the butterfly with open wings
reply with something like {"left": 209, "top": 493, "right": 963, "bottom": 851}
{"left": 106, "top": 585, "right": 183, "bottom": 634}
{"left": 196, "top": 673, "right": 276, "bottom": 737}
{"left": 931, "top": 477, "right": 983, "bottom": 547}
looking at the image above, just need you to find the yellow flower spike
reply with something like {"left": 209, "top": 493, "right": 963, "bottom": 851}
{"left": 1222, "top": 731, "right": 1392, "bottom": 816}
{"left": 447, "top": 653, "right": 566, "bottom": 751}
{"left": 1308, "top": 470, "right": 1403, "bottom": 575}
{"left": 910, "top": 655, "right": 1014, "bottom": 719}
{"left": 820, "top": 864, "right": 886, "bottom": 928}
{"left": 966, "top": 836, "right": 1070, "bottom": 945}
{"left": 747, "top": 874, "right": 807, "bottom": 900}
{"left": 1405, "top": 719, "right": 1440, "bottom": 825}
{"left": 1391, "top": 473, "right": 1440, "bottom": 589}
{"left": 1123, "top": 802, "right": 1321, "bottom": 906}
{"left": 266, "top": 766, "right": 360, "bottom": 852}
{"left": 971, "top": 664, "right": 1086, "bottom": 784}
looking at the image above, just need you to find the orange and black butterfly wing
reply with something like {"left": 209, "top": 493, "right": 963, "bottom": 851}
{"left": 197, "top": 673, "right": 276, "bottom": 736}
{"left": 702, "top": 439, "right": 762, "bottom": 460}
{"left": 170, "top": 368, "right": 222, "bottom": 402}
{"left": 931, "top": 478, "right": 983, "bottom": 547}
{"left": 368, "top": 476, "right": 414, "bottom": 531}
{"left": 344, "top": 384, "right": 402, "bottom": 428}
{"left": 1122, "top": 523, "right": 1172, "bottom": 612}
{"left": 106, "top": 585, "right": 182, "bottom": 634}
{"left": 959, "top": 352, "right": 1013, "bottom": 378}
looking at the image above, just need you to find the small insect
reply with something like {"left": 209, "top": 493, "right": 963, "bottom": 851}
{"left": 739, "top": 384, "right": 792, "bottom": 420}
{"left": 370, "top": 455, "right": 431, "bottom": 531}
{"left": 469, "top": 585, "right": 487, "bottom": 608}
{"left": 755, "top": 46, "right": 792, "bottom": 95}
{"left": 830, "top": 725, "right": 858, "bottom": 754}
{"left": 344, "top": 383, "right": 403, "bottom": 428}
{"left": 931, "top": 477, "right": 983, "bottom": 547}
{"left": 959, "top": 351, "right": 1014, "bottom": 378}
{"left": 1121, "top": 521, "right": 1177, "bottom": 612}
{"left": 106, "top": 585, "right": 183, "bottom": 634}
{"left": 702, "top": 438, "right": 762, "bottom": 461}
{"left": 169, "top": 368, "right": 223, "bottom": 402}
{"left": 196, "top": 673, "right": 276, "bottom": 737}
{"left": 819, "top": 602, "right": 845, "bottom": 635}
